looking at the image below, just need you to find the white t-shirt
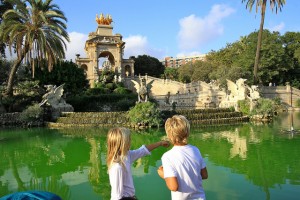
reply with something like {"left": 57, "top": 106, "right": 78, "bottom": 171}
{"left": 162, "top": 144, "right": 206, "bottom": 200}
{"left": 109, "top": 145, "right": 151, "bottom": 200}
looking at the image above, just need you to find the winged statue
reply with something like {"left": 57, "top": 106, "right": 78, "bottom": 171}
{"left": 131, "top": 78, "right": 154, "bottom": 103}
{"left": 226, "top": 79, "right": 238, "bottom": 99}
{"left": 226, "top": 78, "right": 247, "bottom": 100}
{"left": 246, "top": 85, "right": 260, "bottom": 100}
{"left": 39, "top": 84, "right": 66, "bottom": 107}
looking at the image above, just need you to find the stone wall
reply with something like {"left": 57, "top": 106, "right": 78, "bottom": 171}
{"left": 124, "top": 76, "right": 300, "bottom": 110}
{"left": 0, "top": 113, "right": 23, "bottom": 127}
{"left": 0, "top": 112, "right": 45, "bottom": 127}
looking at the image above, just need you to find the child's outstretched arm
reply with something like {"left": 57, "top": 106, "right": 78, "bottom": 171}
{"left": 145, "top": 141, "right": 170, "bottom": 152}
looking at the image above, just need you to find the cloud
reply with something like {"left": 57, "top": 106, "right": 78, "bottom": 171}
{"left": 123, "top": 35, "right": 148, "bottom": 58}
{"left": 65, "top": 32, "right": 88, "bottom": 61}
{"left": 176, "top": 51, "right": 202, "bottom": 58}
{"left": 267, "top": 22, "right": 285, "bottom": 32}
{"left": 64, "top": 33, "right": 166, "bottom": 61}
{"left": 123, "top": 35, "right": 166, "bottom": 59}
{"left": 177, "top": 4, "right": 235, "bottom": 52}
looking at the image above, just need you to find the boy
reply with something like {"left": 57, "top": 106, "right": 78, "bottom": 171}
{"left": 157, "top": 115, "right": 208, "bottom": 200}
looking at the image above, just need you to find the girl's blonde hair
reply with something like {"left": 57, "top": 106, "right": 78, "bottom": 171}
{"left": 106, "top": 127, "right": 131, "bottom": 169}
{"left": 165, "top": 115, "right": 190, "bottom": 145}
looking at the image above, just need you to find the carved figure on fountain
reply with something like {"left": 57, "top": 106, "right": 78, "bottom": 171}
{"left": 95, "top": 13, "right": 113, "bottom": 25}
{"left": 39, "top": 84, "right": 73, "bottom": 120}
{"left": 219, "top": 78, "right": 260, "bottom": 109}
{"left": 131, "top": 78, "right": 154, "bottom": 103}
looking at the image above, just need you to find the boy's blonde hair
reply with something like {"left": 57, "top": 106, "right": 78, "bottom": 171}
{"left": 106, "top": 127, "right": 131, "bottom": 169}
{"left": 165, "top": 115, "right": 190, "bottom": 145}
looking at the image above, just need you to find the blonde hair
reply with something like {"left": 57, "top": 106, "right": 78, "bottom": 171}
{"left": 165, "top": 115, "right": 190, "bottom": 145}
{"left": 106, "top": 127, "right": 131, "bottom": 169}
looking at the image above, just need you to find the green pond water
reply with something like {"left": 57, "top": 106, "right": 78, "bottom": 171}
{"left": 1, "top": 112, "right": 300, "bottom": 200}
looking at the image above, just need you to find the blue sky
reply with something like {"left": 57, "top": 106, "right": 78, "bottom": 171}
{"left": 55, "top": 0, "right": 300, "bottom": 61}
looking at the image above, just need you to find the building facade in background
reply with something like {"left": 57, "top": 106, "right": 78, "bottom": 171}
{"left": 161, "top": 54, "right": 206, "bottom": 68}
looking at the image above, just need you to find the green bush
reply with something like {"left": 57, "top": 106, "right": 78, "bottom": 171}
{"left": 238, "top": 100, "right": 250, "bottom": 115}
{"left": 128, "top": 102, "right": 162, "bottom": 127}
{"left": 85, "top": 87, "right": 109, "bottom": 95}
{"left": 113, "top": 87, "right": 131, "bottom": 94}
{"left": 94, "top": 82, "right": 106, "bottom": 88}
{"left": 106, "top": 83, "right": 116, "bottom": 90}
{"left": 238, "top": 98, "right": 275, "bottom": 116}
{"left": 19, "top": 104, "right": 43, "bottom": 122}
{"left": 273, "top": 97, "right": 282, "bottom": 106}
{"left": 115, "top": 98, "right": 136, "bottom": 111}
{"left": 252, "top": 98, "right": 275, "bottom": 116}
{"left": 16, "top": 80, "right": 41, "bottom": 97}
{"left": 296, "top": 99, "right": 300, "bottom": 107}
{"left": 67, "top": 93, "right": 137, "bottom": 112}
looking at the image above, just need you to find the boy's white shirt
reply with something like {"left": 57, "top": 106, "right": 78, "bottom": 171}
{"left": 109, "top": 145, "right": 151, "bottom": 200}
{"left": 162, "top": 144, "right": 206, "bottom": 200}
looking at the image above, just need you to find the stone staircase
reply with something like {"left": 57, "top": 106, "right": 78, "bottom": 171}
{"left": 162, "top": 108, "right": 249, "bottom": 127}
{"left": 46, "top": 108, "right": 248, "bottom": 128}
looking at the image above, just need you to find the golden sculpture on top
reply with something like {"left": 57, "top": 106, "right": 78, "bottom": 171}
{"left": 96, "top": 13, "right": 113, "bottom": 25}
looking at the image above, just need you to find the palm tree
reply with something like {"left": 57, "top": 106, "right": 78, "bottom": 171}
{"left": 242, "top": 0, "right": 285, "bottom": 84}
{"left": 0, "top": 0, "right": 69, "bottom": 96}
{"left": 0, "top": 0, "right": 13, "bottom": 57}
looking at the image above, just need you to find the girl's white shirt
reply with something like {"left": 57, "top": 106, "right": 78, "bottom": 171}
{"left": 109, "top": 145, "right": 151, "bottom": 200}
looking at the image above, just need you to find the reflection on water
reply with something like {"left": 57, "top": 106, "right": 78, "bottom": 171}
{"left": 1, "top": 113, "right": 300, "bottom": 200}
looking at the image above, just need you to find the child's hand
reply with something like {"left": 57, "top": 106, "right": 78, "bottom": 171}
{"left": 157, "top": 166, "right": 164, "bottom": 178}
{"left": 161, "top": 140, "right": 170, "bottom": 148}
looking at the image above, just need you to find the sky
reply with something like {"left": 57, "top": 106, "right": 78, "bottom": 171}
{"left": 46, "top": 0, "right": 300, "bottom": 61}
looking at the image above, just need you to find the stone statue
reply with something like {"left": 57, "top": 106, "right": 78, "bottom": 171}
{"left": 226, "top": 78, "right": 248, "bottom": 101}
{"left": 118, "top": 75, "right": 122, "bottom": 82}
{"left": 102, "top": 75, "right": 107, "bottom": 83}
{"left": 39, "top": 84, "right": 66, "bottom": 107}
{"left": 102, "top": 56, "right": 111, "bottom": 71}
{"left": 39, "top": 84, "right": 74, "bottom": 120}
{"left": 94, "top": 65, "right": 98, "bottom": 74}
{"left": 246, "top": 85, "right": 260, "bottom": 100}
{"left": 131, "top": 78, "right": 154, "bottom": 103}
{"left": 246, "top": 85, "right": 260, "bottom": 111}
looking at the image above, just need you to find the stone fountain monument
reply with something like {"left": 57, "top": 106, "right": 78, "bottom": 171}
{"left": 75, "top": 13, "right": 134, "bottom": 88}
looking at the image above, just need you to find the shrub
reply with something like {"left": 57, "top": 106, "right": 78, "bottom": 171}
{"left": 238, "top": 100, "right": 250, "bottom": 115}
{"left": 252, "top": 98, "right": 275, "bottom": 116}
{"left": 128, "top": 102, "right": 162, "bottom": 127}
{"left": 106, "top": 83, "right": 116, "bottom": 90}
{"left": 273, "top": 97, "right": 282, "bottom": 106}
{"left": 115, "top": 98, "right": 136, "bottom": 111}
{"left": 67, "top": 93, "right": 137, "bottom": 112}
{"left": 113, "top": 87, "right": 131, "bottom": 94}
{"left": 19, "top": 104, "right": 43, "bottom": 122}
{"left": 296, "top": 99, "right": 300, "bottom": 107}
{"left": 85, "top": 87, "right": 109, "bottom": 95}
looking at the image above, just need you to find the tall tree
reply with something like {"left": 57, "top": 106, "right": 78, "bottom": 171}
{"left": 0, "top": 0, "right": 69, "bottom": 96}
{"left": 242, "top": 0, "right": 285, "bottom": 84}
{"left": 0, "top": 0, "right": 13, "bottom": 57}
{"left": 132, "top": 55, "right": 165, "bottom": 78}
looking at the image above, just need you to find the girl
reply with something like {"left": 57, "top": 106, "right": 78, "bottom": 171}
{"left": 107, "top": 127, "right": 169, "bottom": 200}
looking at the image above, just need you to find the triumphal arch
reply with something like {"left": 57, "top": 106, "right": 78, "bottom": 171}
{"left": 75, "top": 13, "right": 134, "bottom": 87}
